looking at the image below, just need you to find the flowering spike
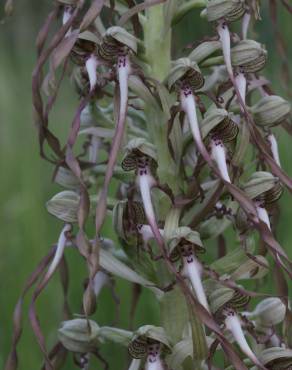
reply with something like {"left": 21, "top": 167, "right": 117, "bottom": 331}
{"left": 225, "top": 311, "right": 262, "bottom": 366}
{"left": 85, "top": 55, "right": 98, "bottom": 91}
{"left": 268, "top": 134, "right": 281, "bottom": 168}
{"left": 211, "top": 139, "right": 231, "bottom": 183}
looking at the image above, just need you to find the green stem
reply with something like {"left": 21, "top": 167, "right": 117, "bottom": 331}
{"left": 143, "top": 4, "right": 179, "bottom": 193}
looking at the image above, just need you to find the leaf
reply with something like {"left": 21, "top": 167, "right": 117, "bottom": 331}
{"left": 99, "top": 249, "right": 163, "bottom": 297}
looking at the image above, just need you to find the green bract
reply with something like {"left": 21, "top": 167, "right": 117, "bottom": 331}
{"left": 251, "top": 95, "right": 291, "bottom": 127}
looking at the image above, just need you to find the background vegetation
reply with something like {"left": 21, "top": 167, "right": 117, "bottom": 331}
{"left": 0, "top": 2, "right": 291, "bottom": 369}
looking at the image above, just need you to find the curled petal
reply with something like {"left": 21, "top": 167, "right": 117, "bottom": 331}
{"left": 182, "top": 255, "right": 210, "bottom": 312}
{"left": 137, "top": 173, "right": 163, "bottom": 245}
{"left": 268, "top": 134, "right": 281, "bottom": 168}
{"left": 93, "top": 270, "right": 109, "bottom": 298}
{"left": 217, "top": 21, "right": 233, "bottom": 80}
{"left": 235, "top": 72, "right": 247, "bottom": 105}
{"left": 256, "top": 205, "right": 271, "bottom": 230}
{"left": 225, "top": 313, "right": 262, "bottom": 367}
{"left": 45, "top": 224, "right": 71, "bottom": 280}
{"left": 211, "top": 139, "right": 231, "bottom": 183}
{"left": 242, "top": 12, "right": 251, "bottom": 39}
{"left": 86, "top": 55, "right": 98, "bottom": 91}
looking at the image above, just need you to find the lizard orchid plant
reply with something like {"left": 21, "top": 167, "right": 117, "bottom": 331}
{"left": 5, "top": 0, "right": 292, "bottom": 370}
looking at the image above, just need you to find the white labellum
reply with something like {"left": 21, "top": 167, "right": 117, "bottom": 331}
{"left": 211, "top": 139, "right": 231, "bottom": 183}
{"left": 86, "top": 55, "right": 98, "bottom": 91}
{"left": 182, "top": 254, "right": 210, "bottom": 312}
{"left": 268, "top": 134, "right": 281, "bottom": 168}
{"left": 225, "top": 312, "right": 261, "bottom": 366}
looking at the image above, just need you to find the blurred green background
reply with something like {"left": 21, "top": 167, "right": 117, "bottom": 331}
{"left": 0, "top": 1, "right": 292, "bottom": 369}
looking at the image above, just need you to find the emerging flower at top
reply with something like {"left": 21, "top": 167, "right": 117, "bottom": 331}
{"left": 167, "top": 226, "right": 210, "bottom": 312}
{"left": 201, "top": 107, "right": 239, "bottom": 182}
{"left": 128, "top": 325, "right": 172, "bottom": 370}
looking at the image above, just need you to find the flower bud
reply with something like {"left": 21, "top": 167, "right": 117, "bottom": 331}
{"left": 46, "top": 191, "right": 80, "bottom": 223}
{"left": 167, "top": 58, "right": 204, "bottom": 92}
{"left": 243, "top": 171, "right": 282, "bottom": 204}
{"left": 251, "top": 95, "right": 291, "bottom": 127}
{"left": 249, "top": 298, "right": 286, "bottom": 327}
{"left": 206, "top": 0, "right": 245, "bottom": 23}
{"left": 54, "top": 166, "right": 80, "bottom": 190}
{"left": 58, "top": 319, "right": 100, "bottom": 353}
{"left": 231, "top": 39, "right": 267, "bottom": 73}
{"left": 259, "top": 347, "right": 292, "bottom": 369}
